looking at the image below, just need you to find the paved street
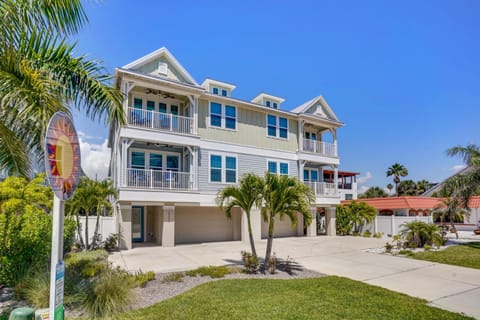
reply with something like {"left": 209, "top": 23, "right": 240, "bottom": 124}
{"left": 110, "top": 236, "right": 480, "bottom": 319}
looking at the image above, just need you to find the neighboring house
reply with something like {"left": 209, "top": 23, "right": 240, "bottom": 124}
{"left": 109, "top": 47, "right": 353, "bottom": 250}
{"left": 422, "top": 165, "right": 475, "bottom": 196}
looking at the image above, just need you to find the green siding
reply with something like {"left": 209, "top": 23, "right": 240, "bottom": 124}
{"left": 198, "top": 99, "right": 298, "bottom": 152}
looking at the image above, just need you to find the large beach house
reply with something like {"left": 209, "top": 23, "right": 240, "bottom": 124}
{"left": 109, "top": 47, "right": 357, "bottom": 250}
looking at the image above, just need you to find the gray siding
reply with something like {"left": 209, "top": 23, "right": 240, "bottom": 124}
{"left": 198, "top": 148, "right": 298, "bottom": 193}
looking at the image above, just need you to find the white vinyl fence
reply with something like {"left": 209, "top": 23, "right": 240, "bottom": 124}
{"left": 362, "top": 215, "right": 433, "bottom": 236}
{"left": 76, "top": 216, "right": 116, "bottom": 244}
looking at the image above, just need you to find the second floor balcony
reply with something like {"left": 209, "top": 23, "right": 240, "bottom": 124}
{"left": 304, "top": 181, "right": 339, "bottom": 197}
{"left": 127, "top": 107, "right": 194, "bottom": 135}
{"left": 123, "top": 168, "right": 194, "bottom": 191}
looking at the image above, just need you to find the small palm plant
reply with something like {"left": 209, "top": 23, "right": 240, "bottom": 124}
{"left": 433, "top": 197, "right": 469, "bottom": 239}
{"left": 399, "top": 221, "right": 443, "bottom": 248}
{"left": 349, "top": 201, "right": 377, "bottom": 234}
{"left": 217, "top": 173, "right": 264, "bottom": 257}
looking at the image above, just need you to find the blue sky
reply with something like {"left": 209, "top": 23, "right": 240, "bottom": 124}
{"left": 73, "top": 0, "right": 480, "bottom": 190}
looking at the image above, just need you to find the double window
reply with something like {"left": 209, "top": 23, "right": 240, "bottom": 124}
{"left": 210, "top": 154, "right": 237, "bottom": 183}
{"left": 130, "top": 150, "right": 179, "bottom": 171}
{"left": 210, "top": 102, "right": 237, "bottom": 130}
{"left": 267, "top": 115, "right": 288, "bottom": 139}
{"left": 267, "top": 161, "right": 289, "bottom": 175}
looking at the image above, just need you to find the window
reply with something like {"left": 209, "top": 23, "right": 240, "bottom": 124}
{"left": 131, "top": 152, "right": 145, "bottom": 169}
{"left": 267, "top": 161, "right": 288, "bottom": 175}
{"left": 133, "top": 98, "right": 142, "bottom": 109}
{"left": 210, "top": 102, "right": 222, "bottom": 127}
{"left": 304, "top": 169, "right": 318, "bottom": 181}
{"left": 345, "top": 194, "right": 353, "bottom": 200}
{"left": 210, "top": 155, "right": 222, "bottom": 182}
{"left": 267, "top": 115, "right": 288, "bottom": 139}
{"left": 146, "top": 101, "right": 155, "bottom": 111}
{"left": 166, "top": 155, "right": 179, "bottom": 171}
{"left": 159, "top": 103, "right": 167, "bottom": 113}
{"left": 213, "top": 87, "right": 219, "bottom": 95}
{"left": 266, "top": 100, "right": 271, "bottom": 108}
{"left": 170, "top": 105, "right": 179, "bottom": 115}
{"left": 209, "top": 102, "right": 237, "bottom": 130}
{"left": 225, "top": 105, "right": 236, "bottom": 130}
{"left": 221, "top": 89, "right": 227, "bottom": 97}
{"left": 210, "top": 154, "right": 237, "bottom": 183}
{"left": 273, "top": 102, "right": 278, "bottom": 109}
{"left": 149, "top": 154, "right": 162, "bottom": 170}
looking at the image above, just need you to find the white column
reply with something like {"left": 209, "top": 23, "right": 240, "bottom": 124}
{"left": 299, "top": 160, "right": 305, "bottom": 183}
{"left": 334, "top": 166, "right": 339, "bottom": 194}
{"left": 241, "top": 207, "right": 261, "bottom": 243}
{"left": 298, "top": 120, "right": 304, "bottom": 151}
{"left": 326, "top": 207, "right": 336, "bottom": 236}
{"left": 391, "top": 215, "right": 396, "bottom": 236}
{"left": 119, "top": 205, "right": 132, "bottom": 250}
{"left": 306, "top": 207, "right": 317, "bottom": 237}
{"left": 374, "top": 215, "right": 378, "bottom": 234}
{"left": 332, "top": 129, "right": 338, "bottom": 156}
{"left": 193, "top": 96, "right": 199, "bottom": 135}
{"left": 194, "top": 147, "right": 199, "bottom": 190}
{"left": 162, "top": 206, "right": 175, "bottom": 247}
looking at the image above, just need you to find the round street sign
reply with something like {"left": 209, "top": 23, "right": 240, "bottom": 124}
{"left": 44, "top": 112, "right": 81, "bottom": 200}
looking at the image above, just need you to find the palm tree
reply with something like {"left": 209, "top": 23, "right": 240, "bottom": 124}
{"left": 348, "top": 201, "right": 377, "bottom": 233}
{"left": 90, "top": 179, "right": 117, "bottom": 248}
{"left": 359, "top": 186, "right": 387, "bottom": 199}
{"left": 386, "top": 163, "right": 408, "bottom": 196}
{"left": 415, "top": 180, "right": 430, "bottom": 195}
{"left": 447, "top": 144, "right": 480, "bottom": 166}
{"left": 397, "top": 179, "right": 417, "bottom": 196}
{"left": 387, "top": 183, "right": 393, "bottom": 195}
{"left": 261, "top": 173, "right": 315, "bottom": 268}
{"left": 0, "top": 0, "right": 124, "bottom": 177}
{"left": 400, "top": 221, "right": 442, "bottom": 248}
{"left": 433, "top": 198, "right": 469, "bottom": 239}
{"left": 217, "top": 174, "right": 264, "bottom": 257}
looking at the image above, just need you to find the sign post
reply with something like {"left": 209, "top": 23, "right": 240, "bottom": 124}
{"left": 44, "top": 112, "right": 81, "bottom": 320}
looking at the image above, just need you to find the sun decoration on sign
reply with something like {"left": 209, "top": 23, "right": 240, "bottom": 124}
{"left": 45, "top": 113, "right": 81, "bottom": 200}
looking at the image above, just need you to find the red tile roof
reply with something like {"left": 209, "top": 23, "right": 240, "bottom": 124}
{"left": 342, "top": 196, "right": 480, "bottom": 209}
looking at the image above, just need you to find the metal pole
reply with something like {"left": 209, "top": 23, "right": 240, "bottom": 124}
{"left": 49, "top": 195, "right": 64, "bottom": 320}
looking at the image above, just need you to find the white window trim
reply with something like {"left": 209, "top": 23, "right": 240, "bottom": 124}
{"left": 266, "top": 114, "right": 288, "bottom": 140}
{"left": 208, "top": 152, "right": 238, "bottom": 184}
{"left": 208, "top": 101, "right": 238, "bottom": 131}
{"left": 129, "top": 148, "right": 181, "bottom": 170}
{"left": 266, "top": 159, "right": 289, "bottom": 176}
{"left": 131, "top": 94, "right": 184, "bottom": 114}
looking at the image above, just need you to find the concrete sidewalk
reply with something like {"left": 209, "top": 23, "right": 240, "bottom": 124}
{"left": 110, "top": 236, "right": 480, "bottom": 319}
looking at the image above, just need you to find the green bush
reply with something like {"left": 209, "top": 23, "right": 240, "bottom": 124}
{"left": 241, "top": 251, "right": 259, "bottom": 273}
{"left": 162, "top": 272, "right": 184, "bottom": 283}
{"left": 102, "top": 233, "right": 118, "bottom": 251}
{"left": 424, "top": 244, "right": 432, "bottom": 251}
{"left": 385, "top": 242, "right": 393, "bottom": 253}
{"left": 186, "top": 266, "right": 231, "bottom": 278}
{"left": 82, "top": 270, "right": 132, "bottom": 318}
{"left": 24, "top": 274, "right": 50, "bottom": 308}
{"left": 363, "top": 230, "right": 372, "bottom": 237}
{"left": 399, "top": 221, "right": 444, "bottom": 248}
{"left": 129, "top": 270, "right": 156, "bottom": 287}
{"left": 374, "top": 232, "right": 383, "bottom": 238}
{"left": 398, "top": 249, "right": 412, "bottom": 255}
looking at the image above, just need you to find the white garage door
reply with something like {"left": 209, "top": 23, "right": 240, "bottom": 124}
{"left": 175, "top": 207, "right": 240, "bottom": 244}
{"left": 261, "top": 215, "right": 298, "bottom": 239}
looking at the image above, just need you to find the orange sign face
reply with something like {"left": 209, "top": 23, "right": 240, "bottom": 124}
{"left": 44, "top": 112, "right": 81, "bottom": 200}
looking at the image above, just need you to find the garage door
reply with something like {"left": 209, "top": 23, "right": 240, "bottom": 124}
{"left": 175, "top": 207, "right": 240, "bottom": 244}
{"left": 261, "top": 215, "right": 298, "bottom": 239}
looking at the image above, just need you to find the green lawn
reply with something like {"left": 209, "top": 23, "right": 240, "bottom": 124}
{"left": 114, "top": 277, "right": 471, "bottom": 320}
{"left": 412, "top": 242, "right": 480, "bottom": 269}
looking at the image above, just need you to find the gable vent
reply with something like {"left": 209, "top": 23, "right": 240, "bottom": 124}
{"left": 157, "top": 62, "right": 168, "bottom": 76}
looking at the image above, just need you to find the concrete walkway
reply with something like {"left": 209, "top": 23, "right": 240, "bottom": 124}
{"left": 110, "top": 236, "right": 480, "bottom": 319}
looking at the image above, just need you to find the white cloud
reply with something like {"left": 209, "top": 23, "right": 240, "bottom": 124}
{"left": 357, "top": 171, "right": 372, "bottom": 184}
{"left": 451, "top": 164, "right": 467, "bottom": 173}
{"left": 78, "top": 130, "right": 103, "bottom": 141}
{"left": 79, "top": 138, "right": 111, "bottom": 180}
{"left": 358, "top": 185, "right": 370, "bottom": 194}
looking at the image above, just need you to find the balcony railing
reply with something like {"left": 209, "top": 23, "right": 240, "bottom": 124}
{"left": 302, "top": 140, "right": 337, "bottom": 157}
{"left": 304, "top": 181, "right": 338, "bottom": 197}
{"left": 127, "top": 107, "right": 193, "bottom": 135}
{"left": 124, "top": 168, "right": 194, "bottom": 190}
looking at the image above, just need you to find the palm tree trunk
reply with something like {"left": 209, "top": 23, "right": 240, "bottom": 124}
{"left": 84, "top": 212, "right": 89, "bottom": 250}
{"left": 395, "top": 182, "right": 399, "bottom": 196}
{"left": 246, "top": 211, "right": 257, "bottom": 257}
{"left": 91, "top": 206, "right": 101, "bottom": 248}
{"left": 75, "top": 211, "right": 85, "bottom": 249}
{"left": 451, "top": 221, "right": 459, "bottom": 239}
{"left": 264, "top": 212, "right": 275, "bottom": 271}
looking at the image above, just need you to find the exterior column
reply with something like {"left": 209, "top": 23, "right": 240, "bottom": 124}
{"left": 162, "top": 206, "right": 175, "bottom": 247}
{"left": 306, "top": 207, "right": 317, "bottom": 237}
{"left": 241, "top": 207, "right": 261, "bottom": 243}
{"left": 298, "top": 120, "right": 304, "bottom": 151}
{"left": 194, "top": 147, "right": 199, "bottom": 190}
{"left": 374, "top": 215, "right": 378, "bottom": 234}
{"left": 326, "top": 207, "right": 336, "bottom": 236}
{"left": 193, "top": 96, "right": 198, "bottom": 135}
{"left": 391, "top": 215, "right": 396, "bottom": 236}
{"left": 118, "top": 205, "right": 132, "bottom": 250}
{"left": 334, "top": 166, "right": 339, "bottom": 194}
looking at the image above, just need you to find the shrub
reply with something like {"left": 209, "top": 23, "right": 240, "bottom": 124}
{"left": 186, "top": 266, "right": 231, "bottom": 278}
{"left": 24, "top": 274, "right": 50, "bottom": 308}
{"left": 102, "top": 233, "right": 119, "bottom": 251}
{"left": 398, "top": 249, "right": 412, "bottom": 255}
{"left": 129, "top": 270, "right": 156, "bottom": 287}
{"left": 385, "top": 242, "right": 393, "bottom": 253}
{"left": 266, "top": 253, "right": 278, "bottom": 274}
{"left": 374, "top": 232, "right": 383, "bottom": 238}
{"left": 82, "top": 270, "right": 132, "bottom": 318}
{"left": 336, "top": 205, "right": 353, "bottom": 235}
{"left": 162, "top": 272, "right": 184, "bottom": 283}
{"left": 241, "top": 251, "right": 259, "bottom": 274}
{"left": 399, "top": 221, "right": 444, "bottom": 248}
{"left": 424, "top": 244, "right": 432, "bottom": 251}
{"left": 363, "top": 230, "right": 372, "bottom": 237}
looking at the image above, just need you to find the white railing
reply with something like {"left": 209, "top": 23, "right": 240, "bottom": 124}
{"left": 127, "top": 107, "right": 193, "bottom": 135}
{"left": 302, "top": 140, "right": 337, "bottom": 157}
{"left": 304, "top": 181, "right": 338, "bottom": 197}
{"left": 125, "top": 168, "right": 194, "bottom": 190}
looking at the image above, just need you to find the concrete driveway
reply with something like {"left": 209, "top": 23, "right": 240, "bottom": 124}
{"left": 110, "top": 236, "right": 480, "bottom": 319}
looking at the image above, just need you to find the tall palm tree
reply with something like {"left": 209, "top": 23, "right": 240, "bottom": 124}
{"left": 415, "top": 179, "right": 430, "bottom": 195}
{"left": 261, "top": 173, "right": 314, "bottom": 268}
{"left": 359, "top": 186, "right": 387, "bottom": 199}
{"left": 397, "top": 179, "right": 417, "bottom": 196}
{"left": 386, "top": 163, "right": 408, "bottom": 196}
{"left": 433, "top": 197, "right": 469, "bottom": 239}
{"left": 0, "top": 0, "right": 124, "bottom": 177}
{"left": 217, "top": 174, "right": 264, "bottom": 257}
{"left": 447, "top": 144, "right": 480, "bottom": 167}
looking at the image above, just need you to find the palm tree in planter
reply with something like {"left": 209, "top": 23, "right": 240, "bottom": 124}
{"left": 261, "top": 173, "right": 315, "bottom": 269}
{"left": 386, "top": 163, "right": 408, "bottom": 196}
{"left": 217, "top": 173, "right": 264, "bottom": 257}
{"left": 433, "top": 197, "right": 469, "bottom": 239}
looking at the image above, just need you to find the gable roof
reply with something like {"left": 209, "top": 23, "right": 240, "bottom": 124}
{"left": 122, "top": 47, "right": 198, "bottom": 86}
{"left": 291, "top": 96, "right": 339, "bottom": 121}
{"left": 201, "top": 78, "right": 236, "bottom": 91}
{"left": 251, "top": 93, "right": 285, "bottom": 104}
{"left": 422, "top": 165, "right": 475, "bottom": 196}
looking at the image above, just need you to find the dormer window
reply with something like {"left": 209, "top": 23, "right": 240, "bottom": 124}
{"left": 221, "top": 89, "right": 227, "bottom": 97}
{"left": 266, "top": 100, "right": 271, "bottom": 107}
{"left": 273, "top": 102, "right": 278, "bottom": 109}
{"left": 213, "top": 87, "right": 219, "bottom": 95}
